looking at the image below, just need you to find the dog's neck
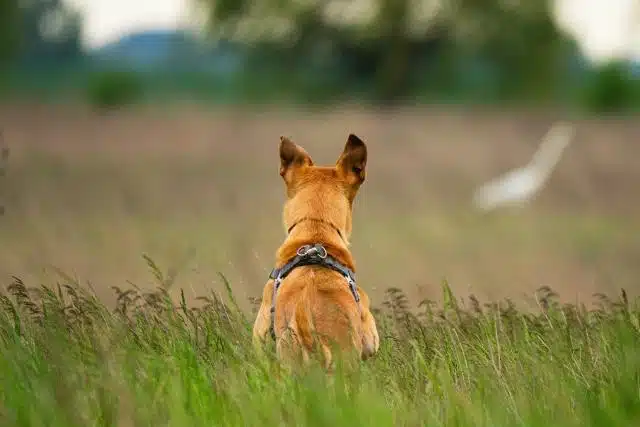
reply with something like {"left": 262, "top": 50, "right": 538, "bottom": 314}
{"left": 275, "top": 217, "right": 356, "bottom": 271}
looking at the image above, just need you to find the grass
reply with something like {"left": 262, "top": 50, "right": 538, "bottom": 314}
{"left": 1, "top": 258, "right": 640, "bottom": 426}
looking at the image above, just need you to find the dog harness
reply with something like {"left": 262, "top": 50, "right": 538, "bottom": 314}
{"left": 268, "top": 243, "right": 360, "bottom": 340}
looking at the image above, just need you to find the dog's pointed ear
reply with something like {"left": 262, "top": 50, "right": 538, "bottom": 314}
{"left": 336, "top": 133, "right": 367, "bottom": 187}
{"left": 279, "top": 136, "right": 313, "bottom": 182}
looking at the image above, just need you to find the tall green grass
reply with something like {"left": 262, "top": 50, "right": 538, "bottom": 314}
{"left": 1, "top": 257, "right": 639, "bottom": 426}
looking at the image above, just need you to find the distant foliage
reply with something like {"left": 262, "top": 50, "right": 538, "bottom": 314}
{"left": 195, "top": 0, "right": 571, "bottom": 103}
{"left": 85, "top": 70, "right": 144, "bottom": 110}
{"left": 581, "top": 61, "right": 639, "bottom": 113}
{"left": 0, "top": 133, "right": 7, "bottom": 216}
{"left": 0, "top": 0, "right": 20, "bottom": 62}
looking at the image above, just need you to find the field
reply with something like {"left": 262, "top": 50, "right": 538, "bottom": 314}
{"left": 1, "top": 102, "right": 639, "bottom": 425}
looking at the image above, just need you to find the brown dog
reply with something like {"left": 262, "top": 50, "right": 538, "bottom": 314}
{"left": 252, "top": 134, "right": 380, "bottom": 370}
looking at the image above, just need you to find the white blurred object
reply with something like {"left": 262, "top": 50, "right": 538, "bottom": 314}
{"left": 554, "top": 0, "right": 640, "bottom": 63}
{"left": 472, "top": 122, "right": 577, "bottom": 212}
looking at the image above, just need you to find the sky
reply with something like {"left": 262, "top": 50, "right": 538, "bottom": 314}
{"left": 65, "top": 0, "right": 640, "bottom": 64}
{"left": 554, "top": 0, "right": 640, "bottom": 63}
{"left": 64, "top": 0, "right": 196, "bottom": 49}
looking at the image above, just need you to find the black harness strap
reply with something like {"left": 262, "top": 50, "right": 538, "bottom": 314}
{"left": 269, "top": 243, "right": 360, "bottom": 340}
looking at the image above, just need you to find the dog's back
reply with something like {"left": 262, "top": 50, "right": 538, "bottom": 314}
{"left": 275, "top": 264, "right": 364, "bottom": 366}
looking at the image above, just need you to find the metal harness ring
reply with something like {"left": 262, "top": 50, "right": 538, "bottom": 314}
{"left": 296, "top": 244, "right": 327, "bottom": 259}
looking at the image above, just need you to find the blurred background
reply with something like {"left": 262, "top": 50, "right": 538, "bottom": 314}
{"left": 0, "top": 0, "right": 639, "bottom": 311}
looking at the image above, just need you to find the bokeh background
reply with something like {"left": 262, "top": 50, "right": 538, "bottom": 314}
{"left": 0, "top": 0, "right": 639, "bottom": 312}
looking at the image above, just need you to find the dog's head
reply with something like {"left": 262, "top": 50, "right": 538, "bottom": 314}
{"left": 278, "top": 134, "right": 367, "bottom": 243}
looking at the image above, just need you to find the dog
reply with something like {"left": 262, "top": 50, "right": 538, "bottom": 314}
{"left": 252, "top": 133, "right": 380, "bottom": 371}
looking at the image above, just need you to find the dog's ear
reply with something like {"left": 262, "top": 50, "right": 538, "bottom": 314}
{"left": 279, "top": 136, "right": 313, "bottom": 182}
{"left": 336, "top": 133, "right": 367, "bottom": 187}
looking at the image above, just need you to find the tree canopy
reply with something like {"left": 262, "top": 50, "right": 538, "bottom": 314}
{"left": 195, "top": 0, "right": 576, "bottom": 101}
{"left": 0, "top": 0, "right": 82, "bottom": 68}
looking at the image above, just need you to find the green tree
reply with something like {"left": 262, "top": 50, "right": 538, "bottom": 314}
{"left": 1, "top": 0, "right": 82, "bottom": 68}
{"left": 18, "top": 0, "right": 83, "bottom": 63}
{"left": 194, "top": 0, "right": 572, "bottom": 102}
{"left": 0, "top": 0, "right": 21, "bottom": 65}
{"left": 443, "top": 0, "right": 572, "bottom": 100}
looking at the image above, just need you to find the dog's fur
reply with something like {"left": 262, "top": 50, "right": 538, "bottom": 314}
{"left": 252, "top": 134, "right": 379, "bottom": 370}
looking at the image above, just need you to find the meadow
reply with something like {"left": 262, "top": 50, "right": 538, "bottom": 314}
{"left": 0, "top": 102, "right": 639, "bottom": 425}
{"left": 2, "top": 266, "right": 640, "bottom": 426}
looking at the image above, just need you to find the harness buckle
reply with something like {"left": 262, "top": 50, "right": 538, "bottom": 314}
{"left": 345, "top": 274, "right": 361, "bottom": 303}
{"left": 296, "top": 244, "right": 327, "bottom": 259}
{"left": 273, "top": 276, "right": 283, "bottom": 289}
